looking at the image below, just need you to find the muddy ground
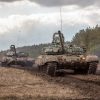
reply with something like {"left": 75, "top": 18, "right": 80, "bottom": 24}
{"left": 0, "top": 65, "right": 100, "bottom": 100}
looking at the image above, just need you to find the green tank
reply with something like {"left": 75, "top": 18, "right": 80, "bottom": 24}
{"left": 35, "top": 31, "right": 99, "bottom": 76}
{"left": 1, "top": 45, "right": 33, "bottom": 67}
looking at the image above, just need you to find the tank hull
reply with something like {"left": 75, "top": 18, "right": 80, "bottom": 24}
{"left": 35, "top": 54, "right": 99, "bottom": 76}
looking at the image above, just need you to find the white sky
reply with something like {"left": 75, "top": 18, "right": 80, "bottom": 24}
{"left": 0, "top": 0, "right": 100, "bottom": 50}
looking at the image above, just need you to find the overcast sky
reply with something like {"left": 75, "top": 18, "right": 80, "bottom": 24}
{"left": 0, "top": 0, "right": 100, "bottom": 50}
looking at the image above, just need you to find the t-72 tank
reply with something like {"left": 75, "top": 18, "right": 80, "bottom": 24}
{"left": 35, "top": 31, "right": 99, "bottom": 76}
{"left": 1, "top": 45, "right": 33, "bottom": 67}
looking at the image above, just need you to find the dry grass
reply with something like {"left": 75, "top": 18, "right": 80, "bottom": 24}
{"left": 0, "top": 66, "right": 100, "bottom": 100}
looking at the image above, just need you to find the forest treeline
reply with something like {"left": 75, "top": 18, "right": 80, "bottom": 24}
{"left": 16, "top": 44, "right": 50, "bottom": 58}
{"left": 72, "top": 25, "right": 100, "bottom": 56}
{"left": 0, "top": 25, "right": 100, "bottom": 58}
{"left": 16, "top": 25, "right": 100, "bottom": 58}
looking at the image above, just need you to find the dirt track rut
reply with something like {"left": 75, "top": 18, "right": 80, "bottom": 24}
{"left": 0, "top": 66, "right": 100, "bottom": 100}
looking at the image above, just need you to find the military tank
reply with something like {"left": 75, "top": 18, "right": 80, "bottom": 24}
{"left": 35, "top": 31, "right": 99, "bottom": 76}
{"left": 1, "top": 45, "right": 33, "bottom": 67}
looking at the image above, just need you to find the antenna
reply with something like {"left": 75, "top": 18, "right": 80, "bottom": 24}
{"left": 60, "top": 7, "right": 63, "bottom": 32}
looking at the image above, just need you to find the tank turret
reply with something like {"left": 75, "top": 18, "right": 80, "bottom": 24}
{"left": 43, "top": 31, "right": 65, "bottom": 55}
{"left": 43, "top": 31, "right": 84, "bottom": 55}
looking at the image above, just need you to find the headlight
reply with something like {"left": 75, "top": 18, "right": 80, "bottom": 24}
{"left": 82, "top": 57, "right": 85, "bottom": 60}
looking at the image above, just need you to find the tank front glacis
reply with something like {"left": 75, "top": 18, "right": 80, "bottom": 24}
{"left": 35, "top": 31, "right": 99, "bottom": 76}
